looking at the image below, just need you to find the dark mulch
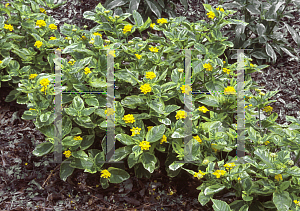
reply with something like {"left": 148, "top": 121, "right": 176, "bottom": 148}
{"left": 1, "top": 0, "right": 300, "bottom": 210}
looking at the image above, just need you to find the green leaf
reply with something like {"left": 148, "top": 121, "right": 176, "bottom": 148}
{"left": 62, "top": 116, "right": 72, "bottom": 138}
{"left": 89, "top": 78, "right": 107, "bottom": 88}
{"left": 62, "top": 136, "right": 82, "bottom": 147}
{"left": 72, "top": 150, "right": 89, "bottom": 159}
{"left": 70, "top": 158, "right": 94, "bottom": 170}
{"left": 158, "top": 117, "right": 171, "bottom": 125}
{"left": 139, "top": 152, "right": 157, "bottom": 173}
{"left": 73, "top": 116, "right": 96, "bottom": 128}
{"left": 80, "top": 135, "right": 95, "bottom": 150}
{"left": 169, "top": 161, "right": 184, "bottom": 171}
{"left": 33, "top": 142, "right": 53, "bottom": 156}
{"left": 209, "top": 42, "right": 226, "bottom": 56}
{"left": 73, "top": 96, "right": 84, "bottom": 111}
{"left": 161, "top": 82, "right": 177, "bottom": 92}
{"left": 107, "top": 167, "right": 130, "bottom": 183}
{"left": 144, "top": 0, "right": 161, "bottom": 18}
{"left": 198, "top": 191, "right": 213, "bottom": 206}
{"left": 128, "top": 152, "right": 139, "bottom": 168}
{"left": 65, "top": 107, "right": 78, "bottom": 116}
{"left": 204, "top": 184, "right": 226, "bottom": 196}
{"left": 211, "top": 199, "right": 231, "bottom": 211}
{"left": 111, "top": 146, "right": 131, "bottom": 161}
{"left": 133, "top": 10, "right": 144, "bottom": 27}
{"left": 81, "top": 107, "right": 96, "bottom": 116}
{"left": 265, "top": 1, "right": 285, "bottom": 20}
{"left": 284, "top": 22, "right": 300, "bottom": 46}
{"left": 121, "top": 95, "right": 145, "bottom": 109}
{"left": 40, "top": 112, "right": 51, "bottom": 122}
{"left": 85, "top": 98, "right": 99, "bottom": 107}
{"left": 149, "top": 97, "right": 165, "bottom": 114}
{"left": 265, "top": 43, "right": 277, "bottom": 63}
{"left": 145, "top": 124, "right": 165, "bottom": 143}
{"left": 246, "top": 4, "right": 260, "bottom": 14}
{"left": 106, "top": 0, "right": 127, "bottom": 10}
{"left": 38, "top": 124, "right": 56, "bottom": 138}
{"left": 164, "top": 105, "right": 180, "bottom": 115}
{"left": 128, "top": 0, "right": 140, "bottom": 13}
{"left": 254, "top": 148, "right": 273, "bottom": 167}
{"left": 279, "top": 181, "right": 290, "bottom": 192}
{"left": 60, "top": 159, "right": 75, "bottom": 181}
{"left": 116, "top": 134, "right": 136, "bottom": 145}
{"left": 273, "top": 191, "right": 292, "bottom": 211}
{"left": 94, "top": 151, "right": 105, "bottom": 169}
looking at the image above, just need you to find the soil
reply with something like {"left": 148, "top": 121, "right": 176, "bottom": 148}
{"left": 1, "top": 0, "right": 300, "bottom": 210}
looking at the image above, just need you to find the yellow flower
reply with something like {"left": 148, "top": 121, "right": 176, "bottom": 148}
{"left": 81, "top": 35, "right": 87, "bottom": 40}
{"left": 250, "top": 63, "right": 255, "bottom": 67}
{"left": 34, "top": 40, "right": 43, "bottom": 48}
{"left": 5, "top": 3, "right": 9, "bottom": 7}
{"left": 40, "top": 86, "right": 47, "bottom": 94}
{"left": 138, "top": 44, "right": 143, "bottom": 47}
{"left": 40, "top": 78, "right": 50, "bottom": 87}
{"left": 49, "top": 36, "right": 57, "bottom": 40}
{"left": 93, "top": 32, "right": 102, "bottom": 37}
{"left": 147, "top": 126, "right": 153, "bottom": 131}
{"left": 160, "top": 135, "right": 167, "bottom": 144}
{"left": 123, "top": 114, "right": 135, "bottom": 124}
{"left": 274, "top": 174, "right": 283, "bottom": 181}
{"left": 264, "top": 141, "right": 270, "bottom": 145}
{"left": 238, "top": 177, "right": 241, "bottom": 181}
{"left": 198, "top": 106, "right": 209, "bottom": 113}
{"left": 40, "top": 8, "right": 45, "bottom": 13}
{"left": 149, "top": 46, "right": 159, "bottom": 52}
{"left": 140, "top": 84, "right": 152, "bottom": 94}
{"left": 105, "top": 39, "right": 110, "bottom": 43}
{"left": 216, "top": 7, "right": 225, "bottom": 12}
{"left": 29, "top": 108, "right": 36, "bottom": 111}
{"left": 175, "top": 110, "right": 186, "bottom": 120}
{"left": 157, "top": 18, "right": 168, "bottom": 24}
{"left": 193, "top": 135, "right": 202, "bottom": 144}
{"left": 123, "top": 24, "right": 133, "bottom": 34}
{"left": 224, "top": 163, "right": 236, "bottom": 171}
{"left": 145, "top": 72, "right": 156, "bottom": 80}
{"left": 224, "top": 86, "right": 236, "bottom": 95}
{"left": 294, "top": 200, "right": 300, "bottom": 207}
{"left": 180, "top": 85, "right": 192, "bottom": 95}
{"left": 84, "top": 67, "right": 91, "bottom": 75}
{"left": 263, "top": 106, "right": 273, "bottom": 113}
{"left": 139, "top": 141, "right": 151, "bottom": 151}
{"left": 0, "top": 60, "right": 2, "bottom": 64}
{"left": 73, "top": 136, "right": 83, "bottom": 141}
{"left": 130, "top": 127, "right": 141, "bottom": 136}
{"left": 178, "top": 68, "right": 184, "bottom": 72}
{"left": 63, "top": 150, "right": 72, "bottom": 158}
{"left": 104, "top": 10, "right": 110, "bottom": 13}
{"left": 68, "top": 60, "right": 76, "bottom": 65}
{"left": 150, "top": 23, "right": 155, "bottom": 29}
{"left": 4, "top": 24, "right": 14, "bottom": 31}
{"left": 135, "top": 54, "right": 142, "bottom": 60}
{"left": 25, "top": 163, "right": 28, "bottom": 165}
{"left": 212, "top": 170, "right": 226, "bottom": 178}
{"left": 259, "top": 92, "right": 265, "bottom": 96}
{"left": 128, "top": 40, "right": 134, "bottom": 44}
{"left": 36, "top": 20, "right": 46, "bottom": 27}
{"left": 100, "top": 169, "right": 111, "bottom": 178}
{"left": 105, "top": 108, "right": 115, "bottom": 116}
{"left": 223, "top": 61, "right": 226, "bottom": 64}
{"left": 29, "top": 74, "right": 38, "bottom": 79}
{"left": 203, "top": 63, "right": 213, "bottom": 71}
{"left": 194, "top": 170, "right": 206, "bottom": 179}
{"left": 115, "top": 15, "right": 120, "bottom": 18}
{"left": 202, "top": 159, "right": 209, "bottom": 165}
{"left": 72, "top": 28, "right": 77, "bottom": 32}
{"left": 223, "top": 68, "right": 231, "bottom": 74}
{"left": 207, "top": 11, "right": 215, "bottom": 19}
{"left": 89, "top": 38, "right": 94, "bottom": 44}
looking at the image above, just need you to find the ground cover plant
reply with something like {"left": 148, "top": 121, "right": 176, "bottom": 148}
{"left": 1, "top": 0, "right": 300, "bottom": 210}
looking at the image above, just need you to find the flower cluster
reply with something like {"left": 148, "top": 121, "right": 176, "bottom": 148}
{"left": 193, "top": 135, "right": 202, "bottom": 144}
{"left": 4, "top": 24, "right": 13, "bottom": 31}
{"left": 150, "top": 23, "right": 155, "bottom": 29}
{"left": 49, "top": 24, "right": 57, "bottom": 30}
{"left": 180, "top": 85, "right": 192, "bottom": 95}
{"left": 212, "top": 170, "right": 226, "bottom": 178}
{"left": 34, "top": 40, "right": 43, "bottom": 48}
{"left": 207, "top": 11, "right": 215, "bottom": 19}
{"left": 263, "top": 106, "right": 273, "bottom": 113}
{"left": 198, "top": 106, "right": 209, "bottom": 113}
{"left": 222, "top": 68, "right": 230, "bottom": 74}
{"left": 194, "top": 170, "right": 206, "bottom": 179}
{"left": 157, "top": 18, "right": 168, "bottom": 24}
{"left": 105, "top": 108, "right": 115, "bottom": 116}
{"left": 216, "top": 7, "right": 225, "bottom": 12}
{"left": 224, "top": 86, "right": 236, "bottom": 95}
{"left": 123, "top": 24, "right": 133, "bottom": 34}
{"left": 84, "top": 67, "right": 91, "bottom": 75}
{"left": 160, "top": 135, "right": 167, "bottom": 144}
{"left": 93, "top": 32, "right": 102, "bottom": 37}
{"left": 40, "top": 8, "right": 46, "bottom": 14}
{"left": 178, "top": 69, "right": 184, "bottom": 72}
{"left": 140, "top": 84, "right": 151, "bottom": 94}
{"left": 244, "top": 104, "right": 252, "bottom": 108}
{"left": 203, "top": 63, "right": 213, "bottom": 71}
{"left": 123, "top": 114, "right": 135, "bottom": 124}
{"left": 149, "top": 46, "right": 159, "bottom": 52}
{"left": 223, "top": 163, "right": 236, "bottom": 171}
{"left": 73, "top": 136, "right": 83, "bottom": 141}
{"left": 40, "top": 78, "right": 50, "bottom": 95}
{"left": 175, "top": 110, "right": 186, "bottom": 120}
{"left": 135, "top": 54, "right": 142, "bottom": 59}
{"left": 68, "top": 60, "right": 76, "bottom": 65}
{"left": 294, "top": 200, "right": 300, "bottom": 207}
{"left": 145, "top": 72, "right": 156, "bottom": 80}
{"left": 29, "top": 74, "right": 38, "bottom": 79}
{"left": 49, "top": 37, "right": 56, "bottom": 40}
{"left": 36, "top": 20, "right": 46, "bottom": 27}
{"left": 139, "top": 141, "right": 151, "bottom": 151}
{"left": 130, "top": 127, "right": 141, "bottom": 136}
{"left": 101, "top": 169, "right": 111, "bottom": 178}
{"left": 63, "top": 150, "right": 71, "bottom": 158}
{"left": 274, "top": 174, "right": 283, "bottom": 181}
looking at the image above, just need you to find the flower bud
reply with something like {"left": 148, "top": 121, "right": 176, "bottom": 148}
{"left": 72, "top": 28, "right": 77, "bottom": 31}
{"left": 138, "top": 44, "right": 143, "bottom": 47}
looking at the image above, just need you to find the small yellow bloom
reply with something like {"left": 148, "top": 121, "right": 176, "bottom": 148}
{"left": 259, "top": 92, "right": 265, "bottom": 96}
{"left": 263, "top": 106, "right": 273, "bottom": 113}
{"left": 40, "top": 8, "right": 45, "bottom": 13}
{"left": 160, "top": 135, "right": 167, "bottom": 144}
{"left": 29, "top": 74, "right": 38, "bottom": 79}
{"left": 202, "top": 159, "right": 209, "bottom": 165}
{"left": 4, "top": 24, "right": 14, "bottom": 31}
{"left": 93, "top": 32, "right": 102, "bottom": 37}
{"left": 224, "top": 86, "right": 236, "bottom": 95}
{"left": 100, "top": 169, "right": 111, "bottom": 178}
{"left": 274, "top": 174, "right": 283, "bottom": 181}
{"left": 40, "top": 78, "right": 50, "bottom": 87}
{"left": 63, "top": 150, "right": 72, "bottom": 158}
{"left": 130, "top": 127, "right": 141, "bottom": 136}
{"left": 150, "top": 23, "right": 155, "bottom": 29}
{"left": 135, "top": 54, "right": 142, "bottom": 60}
{"left": 123, "top": 114, "right": 135, "bottom": 124}
{"left": 123, "top": 24, "right": 133, "bottom": 34}
{"left": 0, "top": 60, "right": 2, "bottom": 64}
{"left": 115, "top": 15, "right": 120, "bottom": 18}
{"left": 140, "top": 84, "right": 152, "bottom": 94}
{"left": 194, "top": 170, "right": 206, "bottom": 179}
{"left": 147, "top": 126, "right": 153, "bottom": 131}
{"left": 207, "top": 11, "right": 215, "bottom": 19}
{"left": 193, "top": 135, "right": 202, "bottom": 144}
{"left": 157, "top": 18, "right": 168, "bottom": 24}
{"left": 29, "top": 108, "right": 36, "bottom": 111}
{"left": 105, "top": 108, "right": 115, "bottom": 116}
{"left": 175, "top": 110, "right": 186, "bottom": 120}
{"left": 5, "top": 3, "right": 9, "bottom": 7}
{"left": 250, "top": 63, "right": 255, "bottom": 67}
{"left": 264, "top": 141, "right": 270, "bottom": 145}
{"left": 73, "top": 136, "right": 83, "bottom": 141}
{"left": 104, "top": 10, "right": 110, "bottom": 13}
{"left": 178, "top": 68, "right": 184, "bottom": 72}
{"left": 149, "top": 46, "right": 159, "bottom": 52}
{"left": 84, "top": 67, "right": 91, "bottom": 75}
{"left": 203, "top": 63, "right": 213, "bottom": 71}
{"left": 180, "top": 85, "right": 192, "bottom": 95}
{"left": 68, "top": 60, "right": 76, "bottom": 65}
{"left": 294, "top": 200, "right": 300, "bottom": 207}
{"left": 89, "top": 38, "right": 94, "bottom": 44}
{"left": 145, "top": 72, "right": 156, "bottom": 80}
{"left": 25, "top": 163, "right": 28, "bottom": 165}
{"left": 139, "top": 141, "right": 151, "bottom": 151}
{"left": 36, "top": 20, "right": 46, "bottom": 27}
{"left": 198, "top": 106, "right": 209, "bottom": 113}
{"left": 224, "top": 163, "right": 236, "bottom": 171}
{"left": 40, "top": 86, "right": 47, "bottom": 94}
{"left": 238, "top": 177, "right": 241, "bottom": 181}
{"left": 72, "top": 28, "right": 77, "bottom": 32}
{"left": 81, "top": 35, "right": 87, "bottom": 40}
{"left": 212, "top": 170, "right": 226, "bottom": 178}
{"left": 216, "top": 7, "right": 225, "bottom": 12}
{"left": 223, "top": 61, "right": 226, "bottom": 64}
{"left": 49, "top": 36, "right": 57, "bottom": 40}
{"left": 138, "top": 44, "right": 143, "bottom": 47}
{"left": 105, "top": 39, "right": 110, "bottom": 43}
{"left": 223, "top": 68, "right": 231, "bottom": 74}
{"left": 128, "top": 40, "right": 134, "bottom": 44}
